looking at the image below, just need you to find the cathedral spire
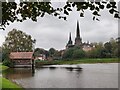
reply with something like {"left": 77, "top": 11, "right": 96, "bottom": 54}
{"left": 76, "top": 20, "right": 80, "bottom": 37}
{"left": 68, "top": 32, "right": 72, "bottom": 45}
{"left": 69, "top": 32, "right": 72, "bottom": 41}
{"left": 66, "top": 32, "right": 73, "bottom": 48}
{"left": 74, "top": 20, "right": 82, "bottom": 47}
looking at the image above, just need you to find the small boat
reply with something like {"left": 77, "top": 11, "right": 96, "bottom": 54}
{"left": 65, "top": 67, "right": 82, "bottom": 71}
{"left": 49, "top": 67, "right": 56, "bottom": 69}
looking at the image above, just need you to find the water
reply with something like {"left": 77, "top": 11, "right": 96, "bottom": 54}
{"left": 2, "top": 63, "right": 118, "bottom": 88}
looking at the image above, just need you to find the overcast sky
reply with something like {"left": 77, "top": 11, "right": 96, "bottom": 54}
{"left": 0, "top": 2, "right": 118, "bottom": 50}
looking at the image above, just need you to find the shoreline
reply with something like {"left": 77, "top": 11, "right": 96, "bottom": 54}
{"left": 35, "top": 58, "right": 119, "bottom": 67}
{"left": 0, "top": 64, "right": 23, "bottom": 90}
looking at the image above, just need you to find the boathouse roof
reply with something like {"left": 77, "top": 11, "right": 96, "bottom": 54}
{"left": 10, "top": 52, "right": 34, "bottom": 60}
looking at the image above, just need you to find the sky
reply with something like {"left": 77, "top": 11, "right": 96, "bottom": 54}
{"left": 0, "top": 2, "right": 118, "bottom": 50}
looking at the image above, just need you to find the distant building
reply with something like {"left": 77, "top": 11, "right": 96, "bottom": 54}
{"left": 10, "top": 52, "right": 34, "bottom": 65}
{"left": 66, "top": 21, "right": 94, "bottom": 51}
{"left": 35, "top": 54, "right": 46, "bottom": 61}
{"left": 82, "top": 42, "right": 94, "bottom": 52}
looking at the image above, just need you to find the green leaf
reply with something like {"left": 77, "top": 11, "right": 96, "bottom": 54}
{"left": 99, "top": 5, "right": 104, "bottom": 9}
{"left": 109, "top": 9, "right": 114, "bottom": 14}
{"left": 59, "top": 16, "right": 62, "bottom": 19}
{"left": 54, "top": 13, "right": 58, "bottom": 16}
{"left": 95, "top": 2, "right": 100, "bottom": 5}
{"left": 63, "top": 17, "right": 66, "bottom": 20}
{"left": 106, "top": 4, "right": 111, "bottom": 9}
{"left": 93, "top": 16, "right": 95, "bottom": 20}
{"left": 64, "top": 5, "right": 67, "bottom": 9}
{"left": 96, "top": 18, "right": 100, "bottom": 21}
{"left": 82, "top": 5, "right": 88, "bottom": 9}
{"left": 90, "top": 5, "right": 95, "bottom": 11}
{"left": 93, "top": 11, "right": 98, "bottom": 15}
{"left": 41, "top": 13, "right": 45, "bottom": 17}
{"left": 80, "top": 13, "right": 84, "bottom": 17}
{"left": 72, "top": 3, "right": 75, "bottom": 7}
{"left": 110, "top": 2, "right": 116, "bottom": 6}
{"left": 20, "top": 3, "right": 23, "bottom": 7}
{"left": 67, "top": 8, "right": 72, "bottom": 11}
{"left": 64, "top": 10, "right": 69, "bottom": 15}
{"left": 114, "top": 13, "right": 119, "bottom": 18}
{"left": 96, "top": 6, "right": 99, "bottom": 11}
{"left": 19, "top": 20, "right": 22, "bottom": 22}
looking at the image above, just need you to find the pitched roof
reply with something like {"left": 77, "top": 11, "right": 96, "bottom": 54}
{"left": 10, "top": 52, "right": 34, "bottom": 60}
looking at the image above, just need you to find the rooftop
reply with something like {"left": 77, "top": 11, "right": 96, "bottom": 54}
{"left": 10, "top": 52, "right": 34, "bottom": 60}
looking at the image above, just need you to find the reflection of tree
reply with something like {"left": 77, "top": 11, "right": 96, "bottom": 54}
{"left": 76, "top": 65, "right": 82, "bottom": 78}
{"left": 1, "top": 0, "right": 119, "bottom": 30}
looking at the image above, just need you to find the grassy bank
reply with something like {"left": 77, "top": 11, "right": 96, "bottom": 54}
{"left": 0, "top": 64, "right": 23, "bottom": 90}
{"left": 35, "top": 58, "right": 119, "bottom": 67}
{"left": 0, "top": 64, "right": 9, "bottom": 71}
{"left": 0, "top": 77, "right": 23, "bottom": 90}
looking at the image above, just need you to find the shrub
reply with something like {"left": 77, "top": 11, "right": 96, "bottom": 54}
{"left": 62, "top": 48, "right": 74, "bottom": 59}
{"left": 62, "top": 47, "right": 85, "bottom": 59}
{"left": 72, "top": 49, "right": 85, "bottom": 59}
{"left": 2, "top": 59, "right": 14, "bottom": 67}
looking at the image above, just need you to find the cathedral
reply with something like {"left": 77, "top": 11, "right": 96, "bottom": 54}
{"left": 66, "top": 21, "right": 94, "bottom": 52}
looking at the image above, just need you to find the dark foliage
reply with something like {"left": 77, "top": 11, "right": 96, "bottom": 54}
{"left": 0, "top": 0, "right": 119, "bottom": 30}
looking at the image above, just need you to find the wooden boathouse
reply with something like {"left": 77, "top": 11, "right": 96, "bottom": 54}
{"left": 9, "top": 52, "right": 34, "bottom": 67}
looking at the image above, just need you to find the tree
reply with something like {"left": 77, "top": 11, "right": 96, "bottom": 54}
{"left": 62, "top": 48, "right": 75, "bottom": 59}
{"left": 112, "top": 48, "right": 118, "bottom": 57}
{"left": 0, "top": 47, "right": 2, "bottom": 61}
{"left": 86, "top": 42, "right": 110, "bottom": 58}
{"left": 1, "top": 0, "right": 119, "bottom": 30}
{"left": 116, "top": 37, "right": 120, "bottom": 43}
{"left": 2, "top": 28, "right": 36, "bottom": 52}
{"left": 49, "top": 48, "right": 56, "bottom": 57}
{"left": 53, "top": 50, "right": 62, "bottom": 60}
{"left": 116, "top": 37, "right": 120, "bottom": 57}
{"left": 109, "top": 38, "right": 118, "bottom": 57}
{"left": 86, "top": 48, "right": 97, "bottom": 58}
{"left": 2, "top": 47, "right": 14, "bottom": 67}
{"left": 62, "top": 47, "right": 85, "bottom": 59}
{"left": 104, "top": 42, "right": 112, "bottom": 53}
{"left": 44, "top": 50, "right": 49, "bottom": 58}
{"left": 34, "top": 48, "right": 45, "bottom": 57}
{"left": 72, "top": 49, "right": 85, "bottom": 59}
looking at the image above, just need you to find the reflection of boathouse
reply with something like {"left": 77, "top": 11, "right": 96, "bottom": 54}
{"left": 3, "top": 68, "right": 33, "bottom": 79}
{"left": 10, "top": 52, "right": 34, "bottom": 65}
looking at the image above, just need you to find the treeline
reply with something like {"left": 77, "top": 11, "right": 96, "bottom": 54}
{"left": 63, "top": 37, "right": 119, "bottom": 59}
{"left": 1, "top": 28, "right": 119, "bottom": 63}
{"left": 62, "top": 47, "right": 85, "bottom": 59}
{"left": 86, "top": 38, "right": 119, "bottom": 58}
{"left": 34, "top": 37, "right": 119, "bottom": 60}
{"left": 2, "top": 29, "right": 119, "bottom": 67}
{"left": 34, "top": 48, "right": 62, "bottom": 60}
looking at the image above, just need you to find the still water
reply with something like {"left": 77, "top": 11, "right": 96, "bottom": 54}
{"left": 3, "top": 63, "right": 118, "bottom": 88}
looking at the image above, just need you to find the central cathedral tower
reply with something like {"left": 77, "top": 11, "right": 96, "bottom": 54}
{"left": 74, "top": 21, "right": 82, "bottom": 47}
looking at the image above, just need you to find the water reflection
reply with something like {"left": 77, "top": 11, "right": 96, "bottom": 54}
{"left": 65, "top": 66, "right": 82, "bottom": 72}
{"left": 3, "top": 68, "right": 34, "bottom": 79}
{"left": 2, "top": 64, "right": 118, "bottom": 88}
{"left": 32, "top": 67, "right": 35, "bottom": 76}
